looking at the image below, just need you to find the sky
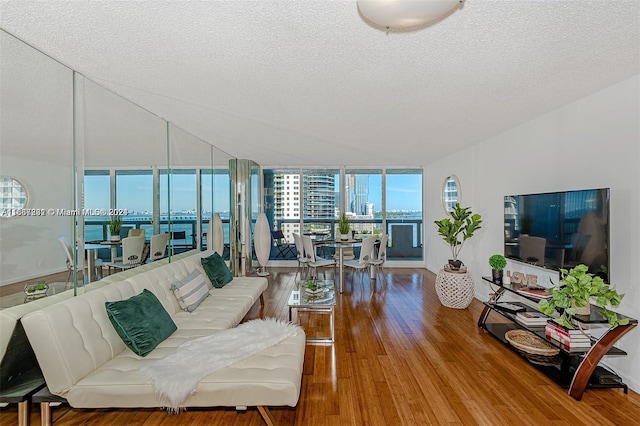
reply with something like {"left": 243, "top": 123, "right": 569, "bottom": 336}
{"left": 84, "top": 171, "right": 422, "bottom": 214}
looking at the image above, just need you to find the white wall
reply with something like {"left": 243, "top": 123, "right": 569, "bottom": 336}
{"left": 425, "top": 74, "right": 640, "bottom": 392}
{"left": 0, "top": 31, "right": 75, "bottom": 286}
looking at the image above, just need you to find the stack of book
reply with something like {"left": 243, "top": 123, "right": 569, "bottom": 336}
{"left": 515, "top": 286, "right": 552, "bottom": 299}
{"left": 545, "top": 320, "right": 592, "bottom": 350}
{"left": 515, "top": 311, "right": 549, "bottom": 327}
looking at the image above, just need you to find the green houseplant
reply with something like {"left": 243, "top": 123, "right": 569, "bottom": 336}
{"left": 304, "top": 280, "right": 324, "bottom": 296}
{"left": 24, "top": 281, "right": 48, "bottom": 297}
{"left": 538, "top": 264, "right": 628, "bottom": 328}
{"left": 489, "top": 254, "right": 507, "bottom": 284}
{"left": 434, "top": 203, "right": 482, "bottom": 269}
{"left": 337, "top": 212, "right": 351, "bottom": 239}
{"left": 108, "top": 216, "right": 122, "bottom": 240}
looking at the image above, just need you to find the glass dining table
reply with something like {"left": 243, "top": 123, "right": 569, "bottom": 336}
{"left": 316, "top": 240, "right": 361, "bottom": 293}
{"left": 84, "top": 240, "right": 121, "bottom": 282}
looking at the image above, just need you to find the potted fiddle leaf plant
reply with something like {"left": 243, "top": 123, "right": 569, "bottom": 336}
{"left": 538, "top": 264, "right": 628, "bottom": 328}
{"left": 434, "top": 203, "right": 482, "bottom": 270}
{"left": 337, "top": 212, "right": 351, "bottom": 240}
{"left": 108, "top": 215, "right": 122, "bottom": 241}
{"left": 489, "top": 254, "right": 507, "bottom": 284}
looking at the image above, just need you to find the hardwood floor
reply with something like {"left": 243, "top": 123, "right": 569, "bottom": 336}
{"left": 2, "top": 267, "right": 639, "bottom": 425}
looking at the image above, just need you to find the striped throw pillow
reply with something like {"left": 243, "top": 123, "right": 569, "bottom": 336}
{"left": 171, "top": 270, "right": 209, "bottom": 312}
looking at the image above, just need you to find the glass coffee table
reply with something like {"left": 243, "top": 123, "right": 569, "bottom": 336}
{"left": 288, "top": 280, "right": 336, "bottom": 343}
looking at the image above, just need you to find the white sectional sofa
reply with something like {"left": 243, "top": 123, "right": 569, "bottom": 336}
{"left": 20, "top": 250, "right": 306, "bottom": 425}
{"left": 0, "top": 249, "right": 202, "bottom": 426}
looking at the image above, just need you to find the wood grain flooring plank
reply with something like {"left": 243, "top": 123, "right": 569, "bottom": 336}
{"left": 2, "top": 267, "right": 639, "bottom": 425}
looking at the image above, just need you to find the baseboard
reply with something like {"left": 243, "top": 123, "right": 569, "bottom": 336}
{"left": 0, "top": 268, "right": 67, "bottom": 287}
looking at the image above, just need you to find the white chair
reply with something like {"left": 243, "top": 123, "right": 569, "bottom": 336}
{"left": 343, "top": 236, "right": 377, "bottom": 288}
{"left": 148, "top": 233, "right": 169, "bottom": 262}
{"left": 302, "top": 235, "right": 335, "bottom": 280}
{"left": 128, "top": 228, "right": 145, "bottom": 238}
{"left": 105, "top": 235, "right": 145, "bottom": 273}
{"left": 293, "top": 233, "right": 309, "bottom": 280}
{"left": 58, "top": 237, "right": 103, "bottom": 286}
{"left": 368, "top": 234, "right": 388, "bottom": 285}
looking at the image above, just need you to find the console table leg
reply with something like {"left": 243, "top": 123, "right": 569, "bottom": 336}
{"left": 569, "top": 322, "right": 636, "bottom": 400}
{"left": 477, "top": 288, "right": 506, "bottom": 328}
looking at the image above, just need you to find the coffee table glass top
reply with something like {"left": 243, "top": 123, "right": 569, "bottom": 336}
{"left": 288, "top": 280, "right": 336, "bottom": 307}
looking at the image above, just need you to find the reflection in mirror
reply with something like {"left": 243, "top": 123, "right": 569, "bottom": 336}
{"left": 168, "top": 125, "right": 212, "bottom": 255}
{"left": 1, "top": 30, "right": 75, "bottom": 292}
{"left": 202, "top": 154, "right": 231, "bottom": 259}
{"left": 442, "top": 175, "right": 461, "bottom": 214}
{"left": 79, "top": 75, "right": 168, "bottom": 273}
{"left": 0, "top": 177, "right": 29, "bottom": 217}
{"left": 213, "top": 149, "right": 232, "bottom": 259}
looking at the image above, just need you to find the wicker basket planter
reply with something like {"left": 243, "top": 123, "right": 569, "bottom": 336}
{"left": 435, "top": 269, "right": 474, "bottom": 309}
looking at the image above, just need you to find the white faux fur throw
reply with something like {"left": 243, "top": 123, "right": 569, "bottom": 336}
{"left": 141, "top": 318, "right": 302, "bottom": 409}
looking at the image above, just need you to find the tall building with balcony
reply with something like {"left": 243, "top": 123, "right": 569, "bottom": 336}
{"left": 272, "top": 173, "right": 301, "bottom": 240}
{"left": 347, "top": 174, "right": 370, "bottom": 215}
{"left": 269, "top": 172, "right": 345, "bottom": 241}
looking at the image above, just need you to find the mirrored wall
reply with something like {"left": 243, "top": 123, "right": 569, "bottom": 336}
{"left": 0, "top": 30, "right": 235, "bottom": 301}
{"left": 1, "top": 30, "right": 77, "bottom": 294}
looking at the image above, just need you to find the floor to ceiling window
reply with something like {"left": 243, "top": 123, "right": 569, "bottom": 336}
{"left": 201, "top": 168, "right": 230, "bottom": 252}
{"left": 115, "top": 170, "right": 154, "bottom": 238}
{"left": 263, "top": 167, "right": 423, "bottom": 261}
{"left": 344, "top": 168, "right": 382, "bottom": 237}
{"left": 161, "top": 169, "right": 197, "bottom": 252}
{"left": 302, "top": 168, "right": 339, "bottom": 240}
{"left": 264, "top": 168, "right": 300, "bottom": 246}
{"left": 84, "top": 170, "right": 111, "bottom": 242}
{"left": 385, "top": 169, "right": 423, "bottom": 260}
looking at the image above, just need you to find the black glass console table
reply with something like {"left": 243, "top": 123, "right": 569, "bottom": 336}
{"left": 478, "top": 276, "right": 637, "bottom": 400}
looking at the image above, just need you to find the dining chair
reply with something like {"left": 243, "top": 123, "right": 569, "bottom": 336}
{"left": 128, "top": 228, "right": 145, "bottom": 238}
{"left": 148, "top": 233, "right": 169, "bottom": 262}
{"left": 368, "top": 234, "right": 388, "bottom": 286}
{"left": 292, "top": 233, "right": 309, "bottom": 280}
{"left": 168, "top": 230, "right": 190, "bottom": 254}
{"left": 343, "top": 235, "right": 377, "bottom": 288}
{"left": 105, "top": 235, "right": 145, "bottom": 273}
{"left": 301, "top": 234, "right": 335, "bottom": 280}
{"left": 58, "top": 237, "right": 103, "bottom": 286}
{"left": 272, "top": 230, "right": 295, "bottom": 259}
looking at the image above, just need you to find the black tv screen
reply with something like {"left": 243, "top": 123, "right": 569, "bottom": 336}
{"left": 504, "top": 188, "right": 610, "bottom": 283}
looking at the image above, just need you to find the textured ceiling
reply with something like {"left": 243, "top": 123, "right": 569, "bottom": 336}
{"left": 1, "top": 0, "right": 639, "bottom": 168}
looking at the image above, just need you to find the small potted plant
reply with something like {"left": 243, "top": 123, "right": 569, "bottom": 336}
{"left": 538, "top": 264, "right": 628, "bottom": 328}
{"left": 108, "top": 216, "right": 122, "bottom": 241}
{"left": 24, "top": 281, "right": 48, "bottom": 298}
{"left": 489, "top": 254, "right": 507, "bottom": 284}
{"left": 434, "top": 203, "right": 482, "bottom": 270}
{"left": 337, "top": 212, "right": 351, "bottom": 240}
{"left": 304, "top": 280, "right": 324, "bottom": 296}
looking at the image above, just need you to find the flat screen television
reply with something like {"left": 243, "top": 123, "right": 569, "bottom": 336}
{"left": 504, "top": 188, "right": 610, "bottom": 283}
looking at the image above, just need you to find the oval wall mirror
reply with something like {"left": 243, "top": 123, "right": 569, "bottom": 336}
{"left": 442, "top": 175, "right": 460, "bottom": 214}
{"left": 0, "top": 177, "right": 29, "bottom": 218}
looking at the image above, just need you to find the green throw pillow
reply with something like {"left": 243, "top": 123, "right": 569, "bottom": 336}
{"left": 105, "top": 289, "right": 177, "bottom": 357}
{"left": 200, "top": 252, "right": 233, "bottom": 288}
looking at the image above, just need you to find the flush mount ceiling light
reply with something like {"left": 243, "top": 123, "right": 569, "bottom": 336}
{"left": 358, "top": 0, "right": 465, "bottom": 31}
